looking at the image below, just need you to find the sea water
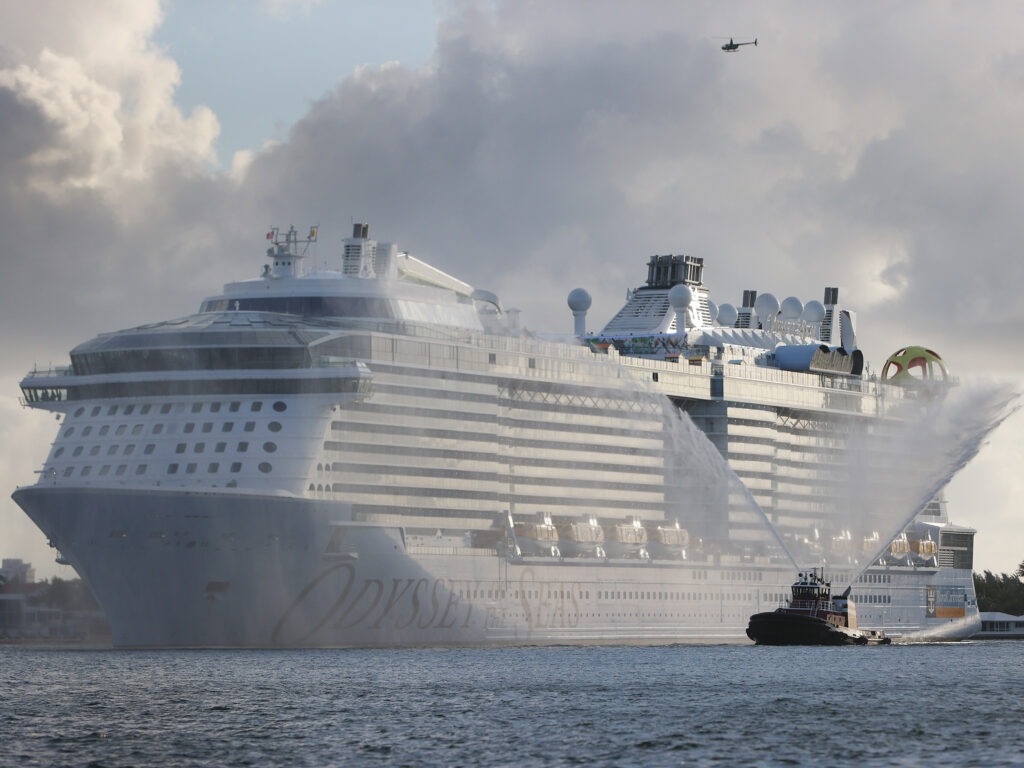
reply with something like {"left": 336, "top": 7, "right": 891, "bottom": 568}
{"left": 2, "top": 642, "right": 1022, "bottom": 767}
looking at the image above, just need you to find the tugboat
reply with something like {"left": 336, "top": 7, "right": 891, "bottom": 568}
{"left": 746, "top": 569, "right": 891, "bottom": 646}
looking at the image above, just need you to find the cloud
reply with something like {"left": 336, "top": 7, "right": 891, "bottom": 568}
{"left": 1, "top": 0, "right": 1023, "bottom": 577}
{"left": 0, "top": 0, "right": 218, "bottom": 196}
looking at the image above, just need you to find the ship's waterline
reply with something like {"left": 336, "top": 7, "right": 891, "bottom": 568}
{"left": 13, "top": 223, "right": 1014, "bottom": 647}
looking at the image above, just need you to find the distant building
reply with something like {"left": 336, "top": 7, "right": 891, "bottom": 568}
{"left": 0, "top": 558, "right": 36, "bottom": 586}
{"left": 1, "top": 559, "right": 109, "bottom": 642}
{"left": 976, "top": 612, "right": 1024, "bottom": 639}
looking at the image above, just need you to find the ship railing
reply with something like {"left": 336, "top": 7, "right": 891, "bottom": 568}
{"left": 788, "top": 598, "right": 833, "bottom": 616}
{"left": 23, "top": 365, "right": 74, "bottom": 379}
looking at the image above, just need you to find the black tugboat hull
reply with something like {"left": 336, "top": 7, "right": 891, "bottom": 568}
{"left": 746, "top": 612, "right": 891, "bottom": 646}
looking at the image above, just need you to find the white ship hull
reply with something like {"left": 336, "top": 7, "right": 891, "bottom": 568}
{"left": 14, "top": 485, "right": 979, "bottom": 647}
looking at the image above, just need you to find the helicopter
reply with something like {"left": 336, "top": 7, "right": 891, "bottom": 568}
{"left": 721, "top": 37, "right": 757, "bottom": 52}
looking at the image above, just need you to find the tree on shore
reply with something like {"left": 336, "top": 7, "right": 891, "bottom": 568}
{"left": 974, "top": 569, "right": 1024, "bottom": 615}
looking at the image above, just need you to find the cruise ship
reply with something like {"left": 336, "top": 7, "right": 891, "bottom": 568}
{"left": 13, "top": 223, "right": 989, "bottom": 647}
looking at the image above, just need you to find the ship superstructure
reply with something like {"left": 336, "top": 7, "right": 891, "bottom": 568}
{"left": 13, "top": 224, "right": 983, "bottom": 646}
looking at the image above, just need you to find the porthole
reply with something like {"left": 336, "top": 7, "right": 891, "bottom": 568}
{"left": 207, "top": 462, "right": 219, "bottom": 473}
{"left": 82, "top": 426, "right": 92, "bottom": 436}
{"left": 135, "top": 464, "right": 147, "bottom": 475}
{"left": 74, "top": 407, "right": 85, "bottom": 417}
{"left": 230, "top": 462, "right": 242, "bottom": 473}
{"left": 73, "top": 446, "right": 83, "bottom": 457}
{"left": 91, "top": 406, "right": 101, "bottom": 417}
{"left": 168, "top": 464, "right": 179, "bottom": 474}
{"left": 64, "top": 427, "right": 75, "bottom": 437}
{"left": 268, "top": 421, "right": 282, "bottom": 433}
{"left": 258, "top": 462, "right": 272, "bottom": 474}
{"left": 251, "top": 402, "right": 263, "bottom": 413}
{"left": 191, "top": 403, "right": 203, "bottom": 414}
{"left": 263, "top": 441, "right": 277, "bottom": 453}
{"left": 54, "top": 447, "right": 64, "bottom": 458}
{"left": 243, "top": 422, "right": 255, "bottom": 433}
{"left": 273, "top": 401, "right": 287, "bottom": 412}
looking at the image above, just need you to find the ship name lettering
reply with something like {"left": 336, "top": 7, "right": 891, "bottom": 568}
{"left": 393, "top": 578, "right": 431, "bottom": 630}
{"left": 332, "top": 578, "right": 385, "bottom": 630}
{"left": 370, "top": 578, "right": 418, "bottom": 630}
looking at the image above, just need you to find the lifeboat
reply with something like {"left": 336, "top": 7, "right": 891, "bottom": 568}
{"left": 513, "top": 512, "right": 561, "bottom": 557}
{"left": 647, "top": 519, "right": 689, "bottom": 559}
{"left": 887, "top": 532, "right": 913, "bottom": 565}
{"left": 911, "top": 534, "right": 938, "bottom": 565}
{"left": 605, "top": 516, "right": 649, "bottom": 559}
{"left": 557, "top": 514, "right": 605, "bottom": 558}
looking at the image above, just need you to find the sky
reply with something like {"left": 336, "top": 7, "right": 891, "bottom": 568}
{"left": 0, "top": 0, "right": 1022, "bottom": 580}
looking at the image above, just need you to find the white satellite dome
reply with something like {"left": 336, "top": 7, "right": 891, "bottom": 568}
{"left": 706, "top": 299, "right": 719, "bottom": 324}
{"left": 753, "top": 292, "right": 779, "bottom": 320}
{"left": 668, "top": 283, "right": 693, "bottom": 310}
{"left": 567, "top": 288, "right": 592, "bottom": 312}
{"left": 802, "top": 300, "right": 826, "bottom": 323}
{"left": 717, "top": 303, "right": 738, "bottom": 327}
{"left": 780, "top": 296, "right": 804, "bottom": 320}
